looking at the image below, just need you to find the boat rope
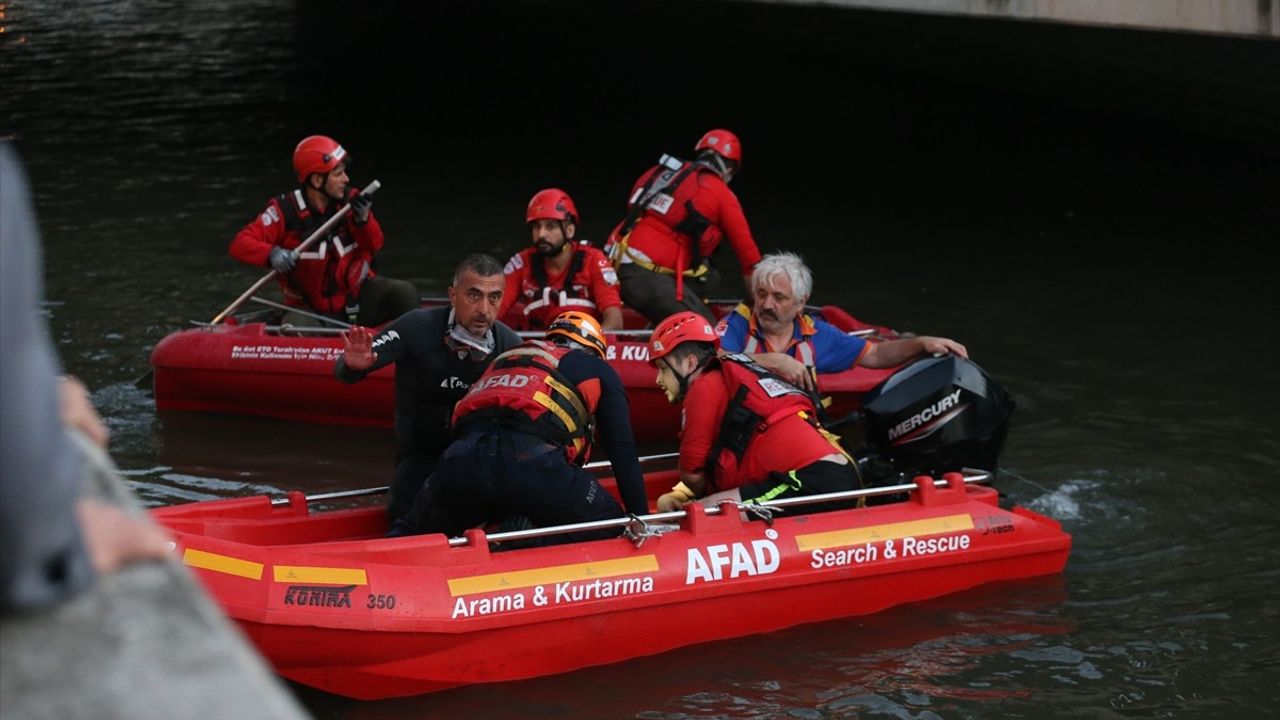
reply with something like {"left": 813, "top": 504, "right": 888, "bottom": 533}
{"left": 622, "top": 514, "right": 681, "bottom": 548}
{"left": 717, "top": 500, "right": 782, "bottom": 525}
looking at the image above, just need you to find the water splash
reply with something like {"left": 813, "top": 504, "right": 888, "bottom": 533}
{"left": 1026, "top": 479, "right": 1095, "bottom": 520}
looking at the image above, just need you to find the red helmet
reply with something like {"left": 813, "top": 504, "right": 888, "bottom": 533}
{"left": 694, "top": 129, "right": 742, "bottom": 165}
{"left": 293, "top": 135, "right": 347, "bottom": 183}
{"left": 526, "top": 188, "right": 578, "bottom": 225}
{"left": 546, "top": 310, "right": 608, "bottom": 359}
{"left": 649, "top": 311, "right": 718, "bottom": 364}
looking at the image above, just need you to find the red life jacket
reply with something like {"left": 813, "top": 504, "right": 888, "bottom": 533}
{"left": 452, "top": 341, "right": 596, "bottom": 464}
{"left": 520, "top": 243, "right": 597, "bottom": 327}
{"left": 604, "top": 155, "right": 718, "bottom": 299}
{"left": 705, "top": 354, "right": 823, "bottom": 490}
{"left": 275, "top": 188, "right": 369, "bottom": 316}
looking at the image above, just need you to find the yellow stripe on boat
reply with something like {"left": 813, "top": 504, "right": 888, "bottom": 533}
{"left": 449, "top": 555, "right": 659, "bottom": 597}
{"left": 795, "top": 513, "right": 975, "bottom": 551}
{"left": 273, "top": 565, "right": 368, "bottom": 585}
{"left": 183, "top": 548, "right": 264, "bottom": 580}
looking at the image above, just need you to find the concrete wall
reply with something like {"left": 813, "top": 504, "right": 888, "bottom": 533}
{"left": 763, "top": 0, "right": 1280, "bottom": 37}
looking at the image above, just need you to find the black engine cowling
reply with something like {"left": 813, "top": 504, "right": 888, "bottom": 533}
{"left": 855, "top": 355, "right": 1015, "bottom": 486}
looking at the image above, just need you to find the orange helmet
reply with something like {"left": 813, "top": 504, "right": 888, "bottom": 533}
{"left": 649, "top": 311, "right": 717, "bottom": 364}
{"left": 546, "top": 310, "right": 608, "bottom": 359}
{"left": 526, "top": 188, "right": 578, "bottom": 225}
{"left": 293, "top": 135, "right": 347, "bottom": 183}
{"left": 695, "top": 129, "right": 742, "bottom": 165}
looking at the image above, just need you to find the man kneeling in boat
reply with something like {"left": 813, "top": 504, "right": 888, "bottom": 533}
{"left": 648, "top": 311, "right": 859, "bottom": 514}
{"left": 498, "top": 188, "right": 624, "bottom": 331}
{"left": 387, "top": 311, "right": 649, "bottom": 544}
{"left": 718, "top": 251, "right": 968, "bottom": 392}
{"left": 229, "top": 134, "right": 419, "bottom": 327}
{"left": 337, "top": 254, "right": 522, "bottom": 522}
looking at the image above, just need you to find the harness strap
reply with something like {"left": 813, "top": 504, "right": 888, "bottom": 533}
{"left": 275, "top": 190, "right": 362, "bottom": 316}
{"left": 616, "top": 157, "right": 698, "bottom": 241}
{"left": 486, "top": 348, "right": 594, "bottom": 446}
{"left": 530, "top": 245, "right": 588, "bottom": 292}
{"left": 526, "top": 247, "right": 594, "bottom": 316}
{"left": 609, "top": 158, "right": 712, "bottom": 297}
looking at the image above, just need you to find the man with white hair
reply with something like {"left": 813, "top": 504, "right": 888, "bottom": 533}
{"left": 716, "top": 252, "right": 968, "bottom": 391}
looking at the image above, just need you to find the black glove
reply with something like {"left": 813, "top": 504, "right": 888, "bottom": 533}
{"left": 269, "top": 246, "right": 298, "bottom": 273}
{"left": 350, "top": 192, "right": 373, "bottom": 225}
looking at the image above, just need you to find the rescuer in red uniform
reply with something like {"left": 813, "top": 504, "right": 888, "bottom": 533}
{"left": 389, "top": 311, "right": 648, "bottom": 545}
{"left": 229, "top": 135, "right": 418, "bottom": 327}
{"left": 498, "top": 188, "right": 624, "bottom": 331}
{"left": 648, "top": 311, "right": 859, "bottom": 514}
{"left": 605, "top": 129, "right": 762, "bottom": 324}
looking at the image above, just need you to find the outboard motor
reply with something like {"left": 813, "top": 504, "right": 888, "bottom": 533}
{"left": 856, "top": 355, "right": 1015, "bottom": 487}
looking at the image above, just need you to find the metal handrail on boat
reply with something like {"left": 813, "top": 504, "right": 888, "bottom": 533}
{"left": 190, "top": 318, "right": 874, "bottom": 340}
{"left": 193, "top": 295, "right": 877, "bottom": 339}
{"left": 270, "top": 451, "right": 681, "bottom": 506}
{"left": 446, "top": 469, "right": 995, "bottom": 548}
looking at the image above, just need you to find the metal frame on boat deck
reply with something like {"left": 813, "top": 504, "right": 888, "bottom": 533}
{"left": 193, "top": 293, "right": 880, "bottom": 340}
{"left": 454, "top": 469, "right": 994, "bottom": 548}
{"left": 270, "top": 466, "right": 995, "bottom": 548}
{"left": 271, "top": 451, "right": 682, "bottom": 506}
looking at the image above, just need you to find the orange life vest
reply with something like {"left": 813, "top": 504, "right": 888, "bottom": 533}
{"left": 452, "top": 341, "right": 596, "bottom": 464}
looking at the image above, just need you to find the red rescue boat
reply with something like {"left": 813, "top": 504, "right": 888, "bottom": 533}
{"left": 151, "top": 470, "right": 1070, "bottom": 700}
{"left": 150, "top": 300, "right": 898, "bottom": 442}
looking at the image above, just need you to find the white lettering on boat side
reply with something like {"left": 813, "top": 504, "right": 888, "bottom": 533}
{"left": 451, "top": 590, "right": 527, "bottom": 619}
{"left": 808, "top": 533, "right": 971, "bottom": 570}
{"left": 551, "top": 576, "right": 654, "bottom": 604}
{"left": 685, "top": 540, "right": 780, "bottom": 585}
{"left": 809, "top": 542, "right": 878, "bottom": 569}
{"left": 451, "top": 576, "right": 656, "bottom": 619}
{"left": 899, "top": 533, "right": 971, "bottom": 557}
{"left": 605, "top": 344, "right": 650, "bottom": 361}
{"left": 230, "top": 344, "right": 343, "bottom": 361}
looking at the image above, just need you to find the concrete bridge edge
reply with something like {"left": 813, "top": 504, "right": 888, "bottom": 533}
{"left": 0, "top": 435, "right": 311, "bottom": 720}
{"left": 760, "top": 0, "right": 1280, "bottom": 38}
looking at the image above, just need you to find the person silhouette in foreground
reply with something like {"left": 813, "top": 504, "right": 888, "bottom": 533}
{"left": 1, "top": 141, "right": 169, "bottom": 614}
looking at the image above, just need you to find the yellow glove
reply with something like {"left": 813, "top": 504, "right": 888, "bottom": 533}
{"left": 657, "top": 482, "right": 697, "bottom": 513}
{"left": 656, "top": 492, "right": 687, "bottom": 513}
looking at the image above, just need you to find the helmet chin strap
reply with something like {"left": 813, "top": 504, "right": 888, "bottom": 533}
{"left": 669, "top": 353, "right": 712, "bottom": 401}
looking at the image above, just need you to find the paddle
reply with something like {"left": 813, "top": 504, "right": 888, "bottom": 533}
{"left": 246, "top": 296, "right": 351, "bottom": 330}
{"left": 272, "top": 450, "right": 680, "bottom": 506}
{"left": 210, "top": 180, "right": 382, "bottom": 325}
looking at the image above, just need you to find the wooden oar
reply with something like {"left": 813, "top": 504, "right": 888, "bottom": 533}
{"left": 271, "top": 450, "right": 680, "bottom": 506}
{"left": 247, "top": 296, "right": 351, "bottom": 329}
{"left": 210, "top": 180, "right": 382, "bottom": 325}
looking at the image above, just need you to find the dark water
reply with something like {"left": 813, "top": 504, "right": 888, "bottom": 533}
{"left": 5, "top": 1, "right": 1279, "bottom": 717}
